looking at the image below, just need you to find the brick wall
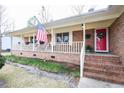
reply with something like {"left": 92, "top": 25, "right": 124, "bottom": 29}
{"left": 23, "top": 37, "right": 29, "bottom": 42}
{"left": 73, "top": 29, "right": 94, "bottom": 51}
{"left": 73, "top": 30, "right": 83, "bottom": 41}
{"left": 85, "top": 29, "right": 94, "bottom": 50}
{"left": 47, "top": 34, "right": 51, "bottom": 43}
{"left": 110, "top": 12, "right": 124, "bottom": 64}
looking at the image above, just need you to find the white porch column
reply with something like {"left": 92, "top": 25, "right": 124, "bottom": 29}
{"left": 80, "top": 23, "right": 86, "bottom": 78}
{"left": 32, "top": 33, "right": 35, "bottom": 51}
{"left": 51, "top": 28, "right": 54, "bottom": 52}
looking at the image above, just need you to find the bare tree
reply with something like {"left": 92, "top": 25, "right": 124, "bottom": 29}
{"left": 0, "top": 5, "right": 6, "bottom": 55}
{"left": 38, "top": 6, "right": 52, "bottom": 23}
{"left": 71, "top": 5, "right": 85, "bottom": 15}
{"left": 27, "top": 6, "right": 52, "bottom": 27}
{"left": 0, "top": 5, "right": 13, "bottom": 55}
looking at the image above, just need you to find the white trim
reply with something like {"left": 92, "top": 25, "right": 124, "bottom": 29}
{"left": 94, "top": 28, "right": 109, "bottom": 52}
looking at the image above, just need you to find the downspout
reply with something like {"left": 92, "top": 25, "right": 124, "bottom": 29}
{"left": 80, "top": 23, "right": 86, "bottom": 78}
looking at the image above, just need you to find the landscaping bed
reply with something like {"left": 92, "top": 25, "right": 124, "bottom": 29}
{"left": 5, "top": 55, "right": 80, "bottom": 78}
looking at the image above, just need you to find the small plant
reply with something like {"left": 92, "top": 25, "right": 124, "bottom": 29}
{"left": 0, "top": 55, "right": 6, "bottom": 69}
{"left": 86, "top": 34, "right": 91, "bottom": 39}
{"left": 85, "top": 45, "right": 92, "bottom": 52}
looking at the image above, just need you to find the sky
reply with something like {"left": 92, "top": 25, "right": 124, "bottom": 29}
{"left": 2, "top": 5, "right": 108, "bottom": 50}
{"left": 6, "top": 5, "right": 108, "bottom": 30}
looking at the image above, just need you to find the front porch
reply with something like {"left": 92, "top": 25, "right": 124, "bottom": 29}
{"left": 11, "top": 23, "right": 119, "bottom": 65}
{"left": 10, "top": 18, "right": 118, "bottom": 55}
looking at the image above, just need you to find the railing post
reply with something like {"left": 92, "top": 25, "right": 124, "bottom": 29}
{"left": 33, "top": 33, "right": 35, "bottom": 51}
{"left": 51, "top": 28, "right": 54, "bottom": 52}
{"left": 80, "top": 23, "right": 86, "bottom": 78}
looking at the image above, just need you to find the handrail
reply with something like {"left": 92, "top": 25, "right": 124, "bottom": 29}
{"left": 80, "top": 23, "right": 86, "bottom": 78}
{"left": 80, "top": 40, "right": 85, "bottom": 78}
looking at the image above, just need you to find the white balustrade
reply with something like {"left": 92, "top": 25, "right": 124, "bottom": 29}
{"left": 53, "top": 41, "right": 83, "bottom": 54}
{"left": 12, "top": 41, "right": 83, "bottom": 54}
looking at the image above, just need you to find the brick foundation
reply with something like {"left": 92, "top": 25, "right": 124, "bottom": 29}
{"left": 12, "top": 50, "right": 120, "bottom": 65}
{"left": 12, "top": 50, "right": 80, "bottom": 65}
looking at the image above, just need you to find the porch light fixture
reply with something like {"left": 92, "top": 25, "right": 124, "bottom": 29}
{"left": 81, "top": 24, "right": 84, "bottom": 28}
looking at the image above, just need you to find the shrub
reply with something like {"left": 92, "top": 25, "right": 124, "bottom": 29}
{"left": 0, "top": 56, "right": 6, "bottom": 69}
{"left": 85, "top": 45, "right": 93, "bottom": 52}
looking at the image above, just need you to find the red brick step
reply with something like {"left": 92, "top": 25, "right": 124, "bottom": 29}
{"left": 84, "top": 71, "right": 124, "bottom": 84}
{"left": 84, "top": 62, "right": 124, "bottom": 72}
{"left": 84, "top": 66, "right": 124, "bottom": 77}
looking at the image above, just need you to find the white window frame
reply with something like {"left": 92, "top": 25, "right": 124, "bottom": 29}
{"left": 55, "top": 32, "right": 69, "bottom": 43}
{"left": 94, "top": 28, "right": 109, "bottom": 52}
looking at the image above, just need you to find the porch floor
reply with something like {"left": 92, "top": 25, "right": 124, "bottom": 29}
{"left": 85, "top": 52, "right": 119, "bottom": 57}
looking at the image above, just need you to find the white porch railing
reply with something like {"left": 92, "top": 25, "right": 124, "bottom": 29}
{"left": 12, "top": 41, "right": 83, "bottom": 54}
{"left": 53, "top": 41, "right": 83, "bottom": 54}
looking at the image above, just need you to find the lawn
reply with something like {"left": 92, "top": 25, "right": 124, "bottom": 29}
{"left": 5, "top": 55, "right": 80, "bottom": 77}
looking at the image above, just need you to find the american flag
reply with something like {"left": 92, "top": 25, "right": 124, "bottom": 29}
{"left": 36, "top": 23, "right": 48, "bottom": 43}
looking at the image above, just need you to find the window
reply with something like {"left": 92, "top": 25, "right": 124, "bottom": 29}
{"left": 56, "top": 32, "right": 69, "bottom": 43}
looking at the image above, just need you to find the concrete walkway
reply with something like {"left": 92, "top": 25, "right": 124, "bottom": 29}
{"left": 78, "top": 77, "right": 124, "bottom": 88}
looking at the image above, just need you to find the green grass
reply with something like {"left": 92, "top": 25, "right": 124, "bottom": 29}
{"left": 5, "top": 55, "right": 80, "bottom": 77}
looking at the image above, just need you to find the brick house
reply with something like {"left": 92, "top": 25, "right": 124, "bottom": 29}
{"left": 8, "top": 5, "right": 124, "bottom": 83}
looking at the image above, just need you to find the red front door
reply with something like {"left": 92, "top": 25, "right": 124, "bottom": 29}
{"left": 95, "top": 28, "right": 108, "bottom": 52}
